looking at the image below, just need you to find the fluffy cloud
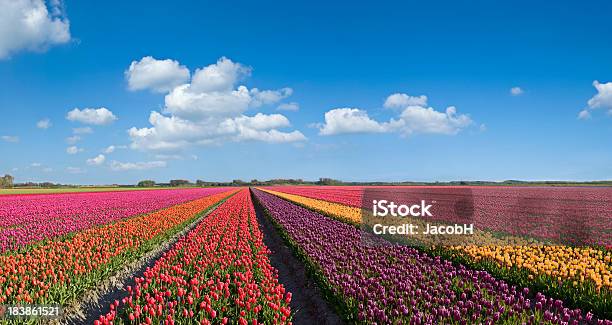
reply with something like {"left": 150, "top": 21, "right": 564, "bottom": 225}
{"left": 66, "top": 146, "right": 83, "bottom": 154}
{"left": 510, "top": 87, "right": 524, "bottom": 96}
{"left": 1, "top": 135, "right": 19, "bottom": 142}
{"left": 277, "top": 102, "right": 300, "bottom": 111}
{"left": 318, "top": 108, "right": 390, "bottom": 135}
{"left": 86, "top": 154, "right": 105, "bottom": 165}
{"left": 129, "top": 111, "right": 306, "bottom": 151}
{"left": 36, "top": 118, "right": 51, "bottom": 129}
{"left": 128, "top": 57, "right": 306, "bottom": 151}
{"left": 318, "top": 93, "right": 473, "bottom": 136}
{"left": 190, "top": 57, "right": 250, "bottom": 93}
{"left": 384, "top": 93, "right": 428, "bottom": 109}
{"left": 578, "top": 81, "right": 612, "bottom": 119}
{"left": 164, "top": 84, "right": 252, "bottom": 120}
{"left": 0, "top": 0, "right": 70, "bottom": 59}
{"left": 396, "top": 106, "right": 472, "bottom": 135}
{"left": 126, "top": 56, "right": 190, "bottom": 93}
{"left": 66, "top": 107, "right": 117, "bottom": 125}
{"left": 110, "top": 160, "right": 166, "bottom": 171}
{"left": 587, "top": 81, "right": 612, "bottom": 110}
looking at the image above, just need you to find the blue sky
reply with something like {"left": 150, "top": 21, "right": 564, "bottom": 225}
{"left": 1, "top": 0, "right": 611, "bottom": 184}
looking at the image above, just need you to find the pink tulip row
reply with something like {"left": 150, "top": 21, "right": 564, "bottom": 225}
{"left": 264, "top": 186, "right": 612, "bottom": 246}
{"left": 0, "top": 188, "right": 230, "bottom": 252}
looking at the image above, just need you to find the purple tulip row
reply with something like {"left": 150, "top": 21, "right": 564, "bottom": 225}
{"left": 0, "top": 188, "right": 229, "bottom": 252}
{"left": 252, "top": 188, "right": 610, "bottom": 325}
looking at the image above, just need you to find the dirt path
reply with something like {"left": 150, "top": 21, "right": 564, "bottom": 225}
{"left": 251, "top": 189, "right": 343, "bottom": 325}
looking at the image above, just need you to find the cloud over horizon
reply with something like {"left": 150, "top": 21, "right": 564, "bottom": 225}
{"left": 318, "top": 93, "right": 473, "bottom": 136}
{"left": 127, "top": 57, "right": 306, "bottom": 151}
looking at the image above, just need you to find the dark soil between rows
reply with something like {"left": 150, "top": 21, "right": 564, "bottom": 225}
{"left": 251, "top": 190, "right": 344, "bottom": 325}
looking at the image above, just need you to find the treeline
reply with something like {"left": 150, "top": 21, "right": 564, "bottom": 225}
{"left": 137, "top": 178, "right": 612, "bottom": 187}
{"left": 3, "top": 173, "right": 612, "bottom": 189}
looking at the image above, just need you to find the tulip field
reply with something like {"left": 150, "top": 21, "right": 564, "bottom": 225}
{"left": 0, "top": 186, "right": 610, "bottom": 324}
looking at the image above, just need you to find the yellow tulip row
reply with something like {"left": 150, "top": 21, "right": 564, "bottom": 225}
{"left": 260, "top": 189, "right": 362, "bottom": 224}
{"left": 261, "top": 188, "right": 612, "bottom": 292}
{"left": 452, "top": 245, "right": 612, "bottom": 291}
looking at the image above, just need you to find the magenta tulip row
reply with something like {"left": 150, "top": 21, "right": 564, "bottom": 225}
{"left": 0, "top": 188, "right": 229, "bottom": 252}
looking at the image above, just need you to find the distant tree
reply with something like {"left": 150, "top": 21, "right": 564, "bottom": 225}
{"left": 40, "top": 182, "right": 56, "bottom": 188}
{"left": 317, "top": 178, "right": 342, "bottom": 186}
{"left": 0, "top": 174, "right": 14, "bottom": 188}
{"left": 196, "top": 179, "right": 207, "bottom": 186}
{"left": 170, "top": 179, "right": 190, "bottom": 187}
{"left": 232, "top": 179, "right": 245, "bottom": 186}
{"left": 137, "top": 180, "right": 156, "bottom": 187}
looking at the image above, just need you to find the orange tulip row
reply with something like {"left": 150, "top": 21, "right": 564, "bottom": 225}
{"left": 0, "top": 189, "right": 236, "bottom": 307}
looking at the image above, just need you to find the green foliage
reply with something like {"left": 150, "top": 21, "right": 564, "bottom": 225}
{"left": 169, "top": 179, "right": 190, "bottom": 187}
{"left": 137, "top": 180, "right": 156, "bottom": 187}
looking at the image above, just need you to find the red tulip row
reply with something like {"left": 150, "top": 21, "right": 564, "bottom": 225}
{"left": 96, "top": 188, "right": 292, "bottom": 325}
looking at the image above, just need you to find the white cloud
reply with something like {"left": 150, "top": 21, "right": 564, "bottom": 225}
{"left": 128, "top": 57, "right": 306, "bottom": 151}
{"left": 103, "top": 145, "right": 115, "bottom": 154}
{"left": 110, "top": 160, "right": 166, "bottom": 171}
{"left": 577, "top": 109, "right": 591, "bottom": 120}
{"left": 66, "top": 166, "right": 85, "bottom": 174}
{"left": 126, "top": 56, "right": 190, "bottom": 93}
{"left": 164, "top": 84, "right": 252, "bottom": 120}
{"left": 277, "top": 102, "right": 300, "bottom": 111}
{"left": 396, "top": 106, "right": 472, "bottom": 135}
{"left": 42, "top": 167, "right": 52, "bottom": 172}
{"left": 67, "top": 107, "right": 117, "bottom": 125}
{"left": 510, "top": 87, "right": 524, "bottom": 96}
{"left": 36, "top": 118, "right": 51, "bottom": 129}
{"left": 384, "top": 93, "right": 428, "bottom": 109}
{"left": 318, "top": 93, "right": 473, "bottom": 136}
{"left": 190, "top": 57, "right": 250, "bottom": 93}
{"left": 30, "top": 162, "right": 41, "bottom": 167}
{"left": 250, "top": 88, "right": 293, "bottom": 107}
{"left": 73, "top": 127, "right": 93, "bottom": 134}
{"left": 66, "top": 135, "right": 80, "bottom": 144}
{"left": 66, "top": 145, "right": 83, "bottom": 154}
{"left": 86, "top": 154, "right": 105, "bottom": 166}
{"left": 0, "top": 0, "right": 71, "bottom": 59}
{"left": 129, "top": 111, "right": 306, "bottom": 151}
{"left": 578, "top": 81, "right": 612, "bottom": 119}
{"left": 318, "top": 108, "right": 390, "bottom": 135}
{"left": 587, "top": 81, "right": 612, "bottom": 111}
{"left": 1, "top": 135, "right": 19, "bottom": 142}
